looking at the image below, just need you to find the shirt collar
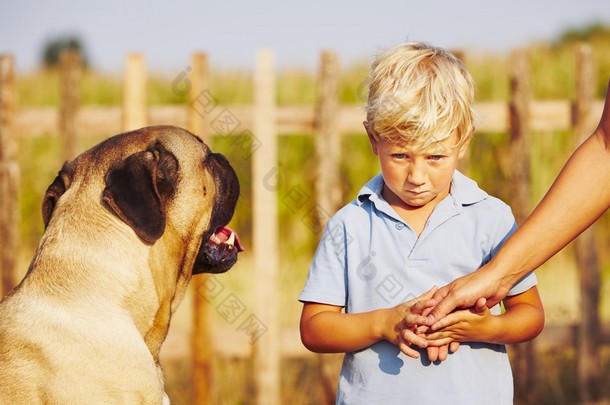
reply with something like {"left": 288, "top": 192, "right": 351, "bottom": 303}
{"left": 357, "top": 174, "right": 384, "bottom": 206}
{"left": 356, "top": 170, "right": 487, "bottom": 208}
{"left": 450, "top": 170, "right": 488, "bottom": 205}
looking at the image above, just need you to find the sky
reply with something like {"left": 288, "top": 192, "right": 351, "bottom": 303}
{"left": 1, "top": 0, "right": 610, "bottom": 74}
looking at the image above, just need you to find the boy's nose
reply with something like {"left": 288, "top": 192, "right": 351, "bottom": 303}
{"left": 406, "top": 160, "right": 427, "bottom": 186}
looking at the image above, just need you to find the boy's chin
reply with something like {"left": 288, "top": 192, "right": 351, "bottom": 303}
{"left": 398, "top": 193, "right": 446, "bottom": 210}
{"left": 396, "top": 197, "right": 430, "bottom": 209}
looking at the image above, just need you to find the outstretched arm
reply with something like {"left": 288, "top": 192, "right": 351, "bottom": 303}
{"left": 300, "top": 287, "right": 437, "bottom": 358}
{"left": 427, "top": 79, "right": 610, "bottom": 324}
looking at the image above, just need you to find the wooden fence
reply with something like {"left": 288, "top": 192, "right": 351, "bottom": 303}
{"left": 1, "top": 45, "right": 609, "bottom": 404}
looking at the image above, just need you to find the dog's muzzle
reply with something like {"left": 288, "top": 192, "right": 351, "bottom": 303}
{"left": 194, "top": 152, "right": 243, "bottom": 274}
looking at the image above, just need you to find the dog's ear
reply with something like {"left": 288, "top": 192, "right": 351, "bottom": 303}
{"left": 102, "top": 142, "right": 179, "bottom": 244}
{"left": 42, "top": 173, "right": 67, "bottom": 228}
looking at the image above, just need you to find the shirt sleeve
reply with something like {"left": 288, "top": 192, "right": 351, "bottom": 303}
{"left": 488, "top": 202, "right": 537, "bottom": 297}
{"left": 298, "top": 216, "right": 349, "bottom": 306}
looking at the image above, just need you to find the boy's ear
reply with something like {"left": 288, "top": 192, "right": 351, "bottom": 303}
{"left": 363, "top": 121, "right": 379, "bottom": 156}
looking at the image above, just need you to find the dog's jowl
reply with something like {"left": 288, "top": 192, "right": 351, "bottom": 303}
{"left": 0, "top": 126, "right": 243, "bottom": 404}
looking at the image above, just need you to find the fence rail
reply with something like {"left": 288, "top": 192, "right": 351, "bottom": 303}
{"left": 8, "top": 100, "right": 606, "bottom": 138}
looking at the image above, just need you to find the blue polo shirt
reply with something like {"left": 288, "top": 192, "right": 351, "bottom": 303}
{"left": 299, "top": 171, "right": 536, "bottom": 404}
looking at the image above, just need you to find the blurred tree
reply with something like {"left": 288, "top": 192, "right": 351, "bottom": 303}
{"left": 41, "top": 36, "right": 88, "bottom": 69}
{"left": 556, "top": 23, "right": 610, "bottom": 44}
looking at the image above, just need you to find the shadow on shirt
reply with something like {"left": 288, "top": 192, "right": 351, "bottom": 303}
{"left": 371, "top": 341, "right": 506, "bottom": 374}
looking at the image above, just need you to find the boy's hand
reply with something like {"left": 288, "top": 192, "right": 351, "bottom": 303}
{"left": 424, "top": 343, "right": 460, "bottom": 362}
{"left": 403, "top": 325, "right": 460, "bottom": 362}
{"left": 409, "top": 299, "right": 487, "bottom": 361}
{"left": 424, "top": 301, "right": 491, "bottom": 345}
{"left": 387, "top": 287, "right": 438, "bottom": 359}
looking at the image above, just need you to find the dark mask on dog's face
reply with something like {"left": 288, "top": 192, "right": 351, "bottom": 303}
{"left": 193, "top": 152, "right": 243, "bottom": 274}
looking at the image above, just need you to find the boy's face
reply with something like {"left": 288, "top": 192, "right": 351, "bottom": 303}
{"left": 366, "top": 124, "right": 470, "bottom": 211}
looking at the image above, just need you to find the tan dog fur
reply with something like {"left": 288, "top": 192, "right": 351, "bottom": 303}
{"left": 0, "top": 126, "right": 241, "bottom": 404}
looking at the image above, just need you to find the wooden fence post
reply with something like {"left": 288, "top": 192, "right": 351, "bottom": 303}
{"left": 573, "top": 43, "right": 601, "bottom": 404}
{"left": 315, "top": 50, "right": 342, "bottom": 216}
{"left": 253, "top": 49, "right": 280, "bottom": 405}
{"left": 189, "top": 52, "right": 213, "bottom": 405}
{"left": 508, "top": 48, "right": 536, "bottom": 404}
{"left": 508, "top": 49, "right": 531, "bottom": 224}
{"left": 122, "top": 53, "right": 147, "bottom": 132}
{"left": 0, "top": 54, "right": 18, "bottom": 297}
{"left": 313, "top": 50, "right": 342, "bottom": 404}
{"left": 187, "top": 52, "right": 210, "bottom": 139}
{"left": 59, "top": 50, "right": 81, "bottom": 161}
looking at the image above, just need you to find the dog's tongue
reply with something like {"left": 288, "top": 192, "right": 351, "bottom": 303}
{"left": 210, "top": 226, "right": 244, "bottom": 252}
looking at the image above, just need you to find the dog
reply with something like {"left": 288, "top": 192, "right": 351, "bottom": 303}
{"left": 0, "top": 125, "right": 243, "bottom": 404}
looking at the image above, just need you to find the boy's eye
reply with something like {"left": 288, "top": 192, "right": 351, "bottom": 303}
{"left": 428, "top": 155, "right": 445, "bottom": 161}
{"left": 392, "top": 154, "right": 407, "bottom": 160}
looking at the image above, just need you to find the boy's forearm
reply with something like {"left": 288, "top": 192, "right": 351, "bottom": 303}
{"left": 480, "top": 288, "right": 544, "bottom": 345}
{"left": 483, "top": 303, "right": 544, "bottom": 345}
{"left": 300, "top": 309, "right": 388, "bottom": 353}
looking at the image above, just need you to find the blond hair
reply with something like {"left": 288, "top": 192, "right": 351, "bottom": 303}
{"left": 365, "top": 41, "right": 476, "bottom": 148}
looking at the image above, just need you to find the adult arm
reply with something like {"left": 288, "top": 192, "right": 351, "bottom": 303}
{"left": 427, "top": 79, "right": 610, "bottom": 325}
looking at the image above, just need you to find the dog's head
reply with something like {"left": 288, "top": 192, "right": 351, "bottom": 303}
{"left": 41, "top": 125, "right": 243, "bottom": 276}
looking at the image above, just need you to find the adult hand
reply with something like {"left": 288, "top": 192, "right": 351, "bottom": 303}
{"left": 425, "top": 266, "right": 510, "bottom": 330}
{"left": 417, "top": 291, "right": 487, "bottom": 361}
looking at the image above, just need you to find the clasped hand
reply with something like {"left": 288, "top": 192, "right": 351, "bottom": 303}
{"left": 390, "top": 286, "right": 489, "bottom": 362}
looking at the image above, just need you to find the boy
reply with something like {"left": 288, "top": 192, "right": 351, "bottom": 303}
{"left": 299, "top": 42, "right": 544, "bottom": 404}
